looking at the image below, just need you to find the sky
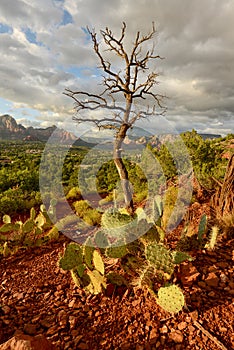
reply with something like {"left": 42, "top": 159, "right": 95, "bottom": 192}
{"left": 0, "top": 0, "right": 234, "bottom": 136}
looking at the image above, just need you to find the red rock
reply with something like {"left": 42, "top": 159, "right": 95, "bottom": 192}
{"left": 205, "top": 272, "right": 219, "bottom": 287}
{"left": 180, "top": 263, "right": 200, "bottom": 286}
{"left": 169, "top": 330, "right": 184, "bottom": 343}
{"left": 0, "top": 333, "right": 56, "bottom": 350}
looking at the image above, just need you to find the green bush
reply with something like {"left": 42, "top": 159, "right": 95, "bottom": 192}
{"left": 83, "top": 209, "right": 102, "bottom": 226}
{"left": 66, "top": 187, "right": 82, "bottom": 200}
{"left": 73, "top": 200, "right": 91, "bottom": 217}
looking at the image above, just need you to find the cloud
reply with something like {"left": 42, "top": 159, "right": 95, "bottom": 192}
{"left": 0, "top": 0, "right": 233, "bottom": 135}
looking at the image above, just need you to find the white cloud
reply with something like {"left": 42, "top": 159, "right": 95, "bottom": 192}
{"left": 0, "top": 0, "right": 233, "bottom": 134}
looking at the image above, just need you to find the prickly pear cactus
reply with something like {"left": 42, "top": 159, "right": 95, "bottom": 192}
{"left": 94, "top": 229, "right": 110, "bottom": 249}
{"left": 3, "top": 215, "right": 11, "bottom": 224}
{"left": 105, "top": 244, "right": 128, "bottom": 259}
{"left": 172, "top": 251, "right": 193, "bottom": 264}
{"left": 198, "top": 214, "right": 207, "bottom": 241}
{"left": 101, "top": 208, "right": 136, "bottom": 237}
{"left": 93, "top": 250, "right": 104, "bottom": 275}
{"left": 86, "top": 270, "right": 107, "bottom": 295}
{"left": 145, "top": 243, "right": 174, "bottom": 278}
{"left": 156, "top": 284, "right": 185, "bottom": 314}
{"left": 83, "top": 237, "right": 95, "bottom": 270}
{"left": 59, "top": 243, "right": 83, "bottom": 270}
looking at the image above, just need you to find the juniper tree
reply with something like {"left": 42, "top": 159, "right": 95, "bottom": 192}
{"left": 65, "top": 22, "right": 165, "bottom": 213}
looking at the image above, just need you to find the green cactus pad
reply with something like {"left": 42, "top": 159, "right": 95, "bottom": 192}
{"left": 59, "top": 243, "right": 83, "bottom": 270}
{"left": 172, "top": 251, "right": 193, "bottom": 264}
{"left": 101, "top": 209, "right": 136, "bottom": 236}
{"left": 86, "top": 270, "right": 107, "bottom": 294}
{"left": 107, "top": 272, "right": 127, "bottom": 286}
{"left": 71, "top": 269, "right": 81, "bottom": 287}
{"left": 46, "top": 226, "right": 59, "bottom": 240}
{"left": 83, "top": 237, "right": 95, "bottom": 270}
{"left": 198, "top": 214, "right": 207, "bottom": 241}
{"left": 94, "top": 230, "right": 110, "bottom": 248}
{"left": 0, "top": 223, "right": 15, "bottom": 233}
{"left": 105, "top": 244, "right": 128, "bottom": 259}
{"left": 157, "top": 284, "right": 185, "bottom": 314}
{"left": 93, "top": 250, "right": 104, "bottom": 275}
{"left": 140, "top": 226, "right": 160, "bottom": 245}
{"left": 22, "top": 219, "right": 35, "bottom": 234}
{"left": 3, "top": 215, "right": 11, "bottom": 224}
{"left": 145, "top": 243, "right": 174, "bottom": 277}
{"left": 30, "top": 207, "right": 36, "bottom": 221}
{"left": 35, "top": 212, "right": 46, "bottom": 228}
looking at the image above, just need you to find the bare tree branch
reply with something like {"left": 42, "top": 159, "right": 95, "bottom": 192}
{"left": 64, "top": 23, "right": 166, "bottom": 212}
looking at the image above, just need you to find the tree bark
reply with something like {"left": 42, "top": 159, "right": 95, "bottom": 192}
{"left": 113, "top": 123, "right": 134, "bottom": 214}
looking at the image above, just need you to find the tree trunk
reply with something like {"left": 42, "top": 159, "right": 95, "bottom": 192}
{"left": 113, "top": 123, "right": 134, "bottom": 214}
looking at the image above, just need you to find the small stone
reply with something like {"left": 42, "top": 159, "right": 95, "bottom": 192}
{"left": 189, "top": 310, "right": 198, "bottom": 321}
{"left": 169, "top": 330, "right": 184, "bottom": 343}
{"left": 135, "top": 345, "right": 144, "bottom": 350}
{"left": 217, "top": 262, "right": 229, "bottom": 268}
{"left": 24, "top": 323, "right": 37, "bottom": 335}
{"left": 198, "top": 281, "right": 207, "bottom": 288}
{"left": 77, "top": 343, "right": 89, "bottom": 349}
{"left": 159, "top": 325, "right": 168, "bottom": 334}
{"left": 208, "top": 291, "right": 216, "bottom": 297}
{"left": 40, "top": 317, "right": 54, "bottom": 329}
{"left": 205, "top": 272, "right": 219, "bottom": 287}
{"left": 74, "top": 335, "right": 83, "bottom": 345}
{"left": 178, "top": 322, "right": 187, "bottom": 330}
{"left": 188, "top": 325, "right": 195, "bottom": 333}
{"left": 69, "top": 316, "right": 77, "bottom": 330}
{"left": 1, "top": 305, "right": 11, "bottom": 315}
{"left": 13, "top": 292, "right": 24, "bottom": 300}
{"left": 68, "top": 299, "right": 76, "bottom": 308}
{"left": 149, "top": 328, "right": 158, "bottom": 345}
{"left": 47, "top": 325, "right": 58, "bottom": 336}
{"left": 0, "top": 334, "right": 55, "bottom": 350}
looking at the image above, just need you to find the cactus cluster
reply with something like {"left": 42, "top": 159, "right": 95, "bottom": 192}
{"left": 58, "top": 238, "right": 106, "bottom": 295}
{"left": 156, "top": 284, "right": 185, "bottom": 314}
{"left": 0, "top": 203, "right": 57, "bottom": 256}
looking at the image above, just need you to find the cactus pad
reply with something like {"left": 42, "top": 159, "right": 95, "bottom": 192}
{"left": 59, "top": 243, "right": 83, "bottom": 270}
{"left": 93, "top": 250, "right": 104, "bottom": 275}
{"left": 145, "top": 243, "right": 174, "bottom": 277}
{"left": 156, "top": 284, "right": 185, "bottom": 314}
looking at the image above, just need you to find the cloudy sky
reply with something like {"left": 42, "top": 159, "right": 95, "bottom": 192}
{"left": 0, "top": 0, "right": 234, "bottom": 136}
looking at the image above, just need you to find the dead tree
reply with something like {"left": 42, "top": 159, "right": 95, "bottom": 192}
{"left": 65, "top": 22, "right": 165, "bottom": 213}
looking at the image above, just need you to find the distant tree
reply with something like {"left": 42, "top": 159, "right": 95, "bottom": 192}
{"left": 65, "top": 22, "right": 165, "bottom": 213}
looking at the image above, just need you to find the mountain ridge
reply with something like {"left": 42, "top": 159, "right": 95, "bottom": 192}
{"left": 0, "top": 114, "right": 78, "bottom": 143}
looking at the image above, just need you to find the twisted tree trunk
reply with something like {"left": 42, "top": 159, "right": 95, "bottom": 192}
{"left": 113, "top": 123, "right": 134, "bottom": 214}
{"left": 211, "top": 154, "right": 234, "bottom": 218}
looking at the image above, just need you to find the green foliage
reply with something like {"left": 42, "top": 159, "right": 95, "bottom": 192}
{"left": 0, "top": 205, "right": 56, "bottom": 255}
{"left": 66, "top": 187, "right": 82, "bottom": 200}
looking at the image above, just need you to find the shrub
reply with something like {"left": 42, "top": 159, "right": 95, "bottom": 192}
{"left": 83, "top": 209, "right": 102, "bottom": 226}
{"left": 66, "top": 187, "right": 82, "bottom": 200}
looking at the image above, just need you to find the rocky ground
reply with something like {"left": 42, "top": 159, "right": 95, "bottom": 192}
{"left": 0, "top": 206, "right": 233, "bottom": 350}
